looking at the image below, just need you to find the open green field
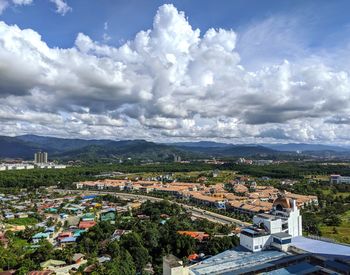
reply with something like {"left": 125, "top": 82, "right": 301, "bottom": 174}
{"left": 320, "top": 210, "right": 350, "bottom": 244}
{"left": 320, "top": 189, "right": 350, "bottom": 197}
{"left": 6, "top": 217, "right": 38, "bottom": 226}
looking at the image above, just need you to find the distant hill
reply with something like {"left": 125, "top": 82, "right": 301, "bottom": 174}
{"left": 0, "top": 135, "right": 197, "bottom": 162}
{"left": 0, "top": 136, "right": 40, "bottom": 159}
{"left": 55, "top": 140, "right": 191, "bottom": 162}
{"left": 1, "top": 135, "right": 350, "bottom": 161}
{"left": 262, "top": 143, "right": 350, "bottom": 152}
{"left": 17, "top": 134, "right": 110, "bottom": 152}
{"left": 173, "top": 144, "right": 277, "bottom": 157}
{"left": 169, "top": 141, "right": 230, "bottom": 148}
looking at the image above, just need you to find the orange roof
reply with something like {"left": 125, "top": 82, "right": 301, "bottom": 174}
{"left": 190, "top": 192, "right": 226, "bottom": 203}
{"left": 79, "top": 221, "right": 96, "bottom": 229}
{"left": 177, "top": 231, "right": 209, "bottom": 240}
{"left": 188, "top": 253, "right": 199, "bottom": 260}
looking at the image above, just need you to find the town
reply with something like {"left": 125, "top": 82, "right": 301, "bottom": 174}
{"left": 2, "top": 0, "right": 350, "bottom": 274}
{"left": 0, "top": 165, "right": 350, "bottom": 274}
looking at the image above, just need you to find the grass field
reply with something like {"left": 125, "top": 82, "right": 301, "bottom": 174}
{"left": 6, "top": 217, "right": 39, "bottom": 226}
{"left": 320, "top": 210, "right": 350, "bottom": 244}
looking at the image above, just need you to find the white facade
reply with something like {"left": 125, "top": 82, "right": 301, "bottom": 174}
{"left": 0, "top": 164, "right": 35, "bottom": 171}
{"left": 240, "top": 197, "right": 302, "bottom": 252}
{"left": 330, "top": 175, "right": 350, "bottom": 184}
{"left": 163, "top": 255, "right": 189, "bottom": 275}
{"left": 34, "top": 151, "right": 48, "bottom": 163}
{"left": 240, "top": 233, "right": 271, "bottom": 252}
{"left": 36, "top": 163, "right": 66, "bottom": 169}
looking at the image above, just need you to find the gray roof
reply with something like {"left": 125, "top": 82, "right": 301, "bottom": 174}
{"left": 291, "top": 236, "right": 350, "bottom": 257}
{"left": 272, "top": 232, "right": 292, "bottom": 239}
{"left": 189, "top": 247, "right": 286, "bottom": 275}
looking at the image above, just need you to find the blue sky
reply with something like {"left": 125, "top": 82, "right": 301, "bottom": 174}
{"left": 1, "top": 0, "right": 350, "bottom": 143}
{"left": 2, "top": 0, "right": 350, "bottom": 50}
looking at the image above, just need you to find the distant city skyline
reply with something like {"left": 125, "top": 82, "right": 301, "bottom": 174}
{"left": 1, "top": 1, "right": 350, "bottom": 144}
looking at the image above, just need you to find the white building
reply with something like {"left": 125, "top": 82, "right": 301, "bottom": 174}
{"left": 34, "top": 151, "right": 48, "bottom": 164}
{"left": 330, "top": 174, "right": 350, "bottom": 184}
{"left": 163, "top": 255, "right": 188, "bottom": 275}
{"left": 36, "top": 163, "right": 66, "bottom": 169}
{"left": 0, "top": 164, "right": 35, "bottom": 171}
{"left": 240, "top": 195, "right": 302, "bottom": 252}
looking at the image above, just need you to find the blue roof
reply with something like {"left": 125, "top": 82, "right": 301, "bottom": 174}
{"left": 32, "top": 232, "right": 50, "bottom": 239}
{"left": 82, "top": 195, "right": 97, "bottom": 199}
{"left": 73, "top": 229, "right": 86, "bottom": 237}
{"left": 60, "top": 236, "right": 77, "bottom": 243}
{"left": 291, "top": 236, "right": 350, "bottom": 258}
{"left": 45, "top": 226, "right": 55, "bottom": 232}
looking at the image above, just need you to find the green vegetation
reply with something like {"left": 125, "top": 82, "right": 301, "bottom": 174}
{"left": 0, "top": 162, "right": 218, "bottom": 189}
{"left": 0, "top": 201, "right": 239, "bottom": 274}
{"left": 6, "top": 217, "right": 39, "bottom": 226}
{"left": 319, "top": 210, "right": 350, "bottom": 243}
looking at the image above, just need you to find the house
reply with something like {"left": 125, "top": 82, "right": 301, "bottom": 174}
{"left": 59, "top": 236, "right": 77, "bottom": 247}
{"left": 98, "top": 255, "right": 111, "bottom": 264}
{"left": 100, "top": 208, "right": 116, "bottom": 222}
{"left": 59, "top": 213, "right": 69, "bottom": 219}
{"left": 177, "top": 231, "right": 209, "bottom": 242}
{"left": 40, "top": 259, "right": 66, "bottom": 270}
{"left": 81, "top": 213, "right": 95, "bottom": 221}
{"left": 72, "top": 253, "right": 85, "bottom": 264}
{"left": 4, "top": 213, "right": 14, "bottom": 220}
{"left": 44, "top": 226, "right": 55, "bottom": 234}
{"left": 28, "top": 271, "right": 55, "bottom": 275}
{"left": 32, "top": 232, "right": 51, "bottom": 243}
{"left": 57, "top": 231, "right": 73, "bottom": 241}
{"left": 112, "top": 229, "right": 132, "bottom": 241}
{"left": 233, "top": 184, "right": 249, "bottom": 195}
{"left": 73, "top": 229, "right": 86, "bottom": 237}
{"left": 190, "top": 193, "right": 227, "bottom": 209}
{"left": 15, "top": 212, "right": 28, "bottom": 218}
{"left": 79, "top": 220, "right": 96, "bottom": 230}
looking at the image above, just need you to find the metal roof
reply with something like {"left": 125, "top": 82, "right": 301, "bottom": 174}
{"left": 291, "top": 236, "right": 350, "bottom": 258}
{"left": 189, "top": 247, "right": 286, "bottom": 275}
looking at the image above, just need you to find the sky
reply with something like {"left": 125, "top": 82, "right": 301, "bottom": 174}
{"left": 1, "top": 0, "right": 350, "bottom": 144}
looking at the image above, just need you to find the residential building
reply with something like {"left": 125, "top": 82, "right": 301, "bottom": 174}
{"left": 34, "top": 151, "right": 48, "bottom": 164}
{"left": 330, "top": 174, "right": 350, "bottom": 184}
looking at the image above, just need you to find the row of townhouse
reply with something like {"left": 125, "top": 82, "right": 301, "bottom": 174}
{"left": 75, "top": 180, "right": 318, "bottom": 214}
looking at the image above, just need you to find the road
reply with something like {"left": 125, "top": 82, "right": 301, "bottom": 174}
{"left": 54, "top": 189, "right": 251, "bottom": 227}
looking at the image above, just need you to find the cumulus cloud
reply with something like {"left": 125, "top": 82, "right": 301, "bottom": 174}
{"left": 12, "top": 0, "right": 32, "bottom": 5}
{"left": 0, "top": 4, "right": 350, "bottom": 143}
{"left": 49, "top": 0, "right": 71, "bottom": 15}
{"left": 0, "top": 0, "right": 69, "bottom": 15}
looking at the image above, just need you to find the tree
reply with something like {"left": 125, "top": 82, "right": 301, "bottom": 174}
{"left": 324, "top": 214, "right": 342, "bottom": 226}
{"left": 120, "top": 232, "right": 150, "bottom": 271}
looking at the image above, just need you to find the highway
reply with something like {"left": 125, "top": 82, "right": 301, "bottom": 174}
{"left": 54, "top": 189, "right": 251, "bottom": 227}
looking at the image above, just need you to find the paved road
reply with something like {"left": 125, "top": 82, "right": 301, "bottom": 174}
{"left": 54, "top": 189, "right": 251, "bottom": 227}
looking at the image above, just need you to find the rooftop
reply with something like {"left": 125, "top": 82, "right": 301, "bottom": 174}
{"left": 272, "top": 232, "right": 292, "bottom": 239}
{"left": 189, "top": 247, "right": 286, "bottom": 275}
{"left": 291, "top": 236, "right": 350, "bottom": 258}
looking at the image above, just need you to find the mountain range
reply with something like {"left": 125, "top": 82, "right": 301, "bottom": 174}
{"left": 0, "top": 135, "right": 350, "bottom": 162}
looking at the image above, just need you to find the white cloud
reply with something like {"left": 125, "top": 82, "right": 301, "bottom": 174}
{"left": 0, "top": 0, "right": 9, "bottom": 14}
{"left": 49, "top": 0, "right": 71, "bottom": 16}
{"left": 12, "top": 0, "right": 33, "bottom": 5}
{"left": 1, "top": 4, "right": 350, "bottom": 143}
